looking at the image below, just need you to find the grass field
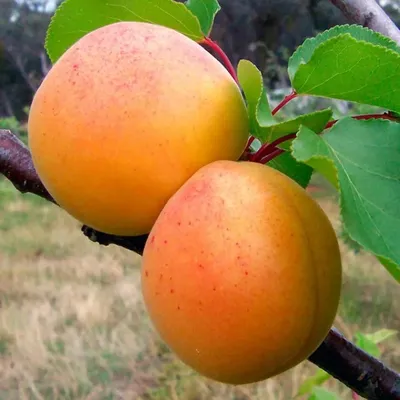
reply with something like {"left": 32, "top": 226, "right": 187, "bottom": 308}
{"left": 0, "top": 177, "right": 398, "bottom": 400}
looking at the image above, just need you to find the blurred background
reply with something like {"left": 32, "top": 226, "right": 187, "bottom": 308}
{"left": 0, "top": 0, "right": 399, "bottom": 399}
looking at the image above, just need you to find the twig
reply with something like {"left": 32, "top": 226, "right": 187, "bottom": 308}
{"left": 0, "top": 129, "right": 53, "bottom": 202}
{"left": 309, "top": 328, "right": 400, "bottom": 400}
{"left": 329, "top": 0, "right": 400, "bottom": 45}
{"left": 81, "top": 226, "right": 148, "bottom": 255}
{"left": 0, "top": 129, "right": 148, "bottom": 254}
{"left": 1, "top": 128, "right": 399, "bottom": 399}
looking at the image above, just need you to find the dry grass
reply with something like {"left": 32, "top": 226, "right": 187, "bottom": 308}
{"left": 0, "top": 178, "right": 398, "bottom": 399}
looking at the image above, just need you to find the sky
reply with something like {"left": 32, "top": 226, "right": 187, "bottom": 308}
{"left": 14, "top": 0, "right": 57, "bottom": 12}
{"left": 381, "top": 0, "right": 399, "bottom": 10}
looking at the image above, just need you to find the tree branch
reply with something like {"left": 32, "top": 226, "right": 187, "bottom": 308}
{"left": 0, "top": 129, "right": 147, "bottom": 253}
{"left": 1, "top": 128, "right": 399, "bottom": 399}
{"left": 0, "top": 129, "right": 53, "bottom": 201}
{"left": 309, "top": 328, "right": 400, "bottom": 400}
{"left": 81, "top": 225, "right": 148, "bottom": 255}
{"left": 329, "top": 0, "right": 400, "bottom": 45}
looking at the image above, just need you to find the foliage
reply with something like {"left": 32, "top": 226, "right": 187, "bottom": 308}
{"left": 293, "top": 120, "right": 400, "bottom": 282}
{"left": 45, "top": 0, "right": 204, "bottom": 63}
{"left": 3, "top": 0, "right": 399, "bottom": 118}
{"left": 289, "top": 28, "right": 400, "bottom": 112}
{"left": 1, "top": 0, "right": 400, "bottom": 397}
{"left": 0, "top": 0, "right": 52, "bottom": 119}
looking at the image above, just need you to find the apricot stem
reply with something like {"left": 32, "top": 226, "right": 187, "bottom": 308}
{"left": 201, "top": 37, "right": 238, "bottom": 83}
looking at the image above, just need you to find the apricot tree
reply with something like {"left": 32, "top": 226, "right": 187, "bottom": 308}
{"left": 1, "top": 0, "right": 400, "bottom": 399}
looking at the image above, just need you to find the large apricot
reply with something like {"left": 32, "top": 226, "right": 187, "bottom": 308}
{"left": 141, "top": 160, "right": 342, "bottom": 384}
{"left": 28, "top": 22, "right": 249, "bottom": 236}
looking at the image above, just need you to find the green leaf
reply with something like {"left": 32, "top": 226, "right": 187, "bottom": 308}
{"left": 365, "top": 329, "right": 398, "bottom": 344}
{"left": 237, "top": 59, "right": 275, "bottom": 141}
{"left": 378, "top": 256, "right": 400, "bottom": 282}
{"left": 296, "top": 369, "right": 331, "bottom": 397}
{"left": 238, "top": 60, "right": 332, "bottom": 145}
{"left": 185, "top": 0, "right": 220, "bottom": 36}
{"left": 292, "top": 118, "right": 400, "bottom": 282}
{"left": 268, "top": 152, "right": 313, "bottom": 189}
{"left": 291, "top": 34, "right": 400, "bottom": 113}
{"left": 264, "top": 108, "right": 333, "bottom": 145}
{"left": 291, "top": 126, "right": 339, "bottom": 189}
{"left": 354, "top": 333, "right": 381, "bottom": 358}
{"left": 46, "top": 0, "right": 203, "bottom": 63}
{"left": 288, "top": 24, "right": 400, "bottom": 81}
{"left": 309, "top": 387, "right": 341, "bottom": 400}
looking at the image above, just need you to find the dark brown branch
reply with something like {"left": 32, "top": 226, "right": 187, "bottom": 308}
{"left": 1, "top": 128, "right": 399, "bottom": 398}
{"left": 0, "top": 129, "right": 53, "bottom": 202}
{"left": 329, "top": 0, "right": 400, "bottom": 45}
{"left": 0, "top": 129, "right": 147, "bottom": 253}
{"left": 81, "top": 226, "right": 148, "bottom": 255}
{"left": 309, "top": 328, "right": 400, "bottom": 400}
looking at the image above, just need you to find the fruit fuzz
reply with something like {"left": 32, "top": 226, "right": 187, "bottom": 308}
{"left": 28, "top": 21, "right": 249, "bottom": 236}
{"left": 141, "top": 160, "right": 342, "bottom": 385}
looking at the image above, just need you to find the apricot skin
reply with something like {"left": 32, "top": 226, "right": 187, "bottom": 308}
{"left": 141, "top": 160, "right": 342, "bottom": 385}
{"left": 28, "top": 22, "right": 249, "bottom": 236}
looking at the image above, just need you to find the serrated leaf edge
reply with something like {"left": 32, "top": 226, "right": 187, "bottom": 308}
{"left": 45, "top": 0, "right": 204, "bottom": 64}
{"left": 288, "top": 23, "right": 400, "bottom": 82}
{"left": 237, "top": 59, "right": 275, "bottom": 141}
{"left": 290, "top": 126, "right": 340, "bottom": 188}
{"left": 264, "top": 108, "right": 333, "bottom": 143}
{"left": 45, "top": 0, "right": 70, "bottom": 62}
{"left": 324, "top": 118, "right": 400, "bottom": 282}
{"left": 185, "top": 0, "right": 221, "bottom": 36}
{"left": 292, "top": 33, "right": 400, "bottom": 108}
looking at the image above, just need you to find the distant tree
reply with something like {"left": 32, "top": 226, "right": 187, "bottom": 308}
{"left": 0, "top": 0, "right": 398, "bottom": 118}
{"left": 0, "top": 0, "right": 51, "bottom": 119}
{"left": 210, "top": 0, "right": 348, "bottom": 88}
{"left": 382, "top": 1, "right": 400, "bottom": 26}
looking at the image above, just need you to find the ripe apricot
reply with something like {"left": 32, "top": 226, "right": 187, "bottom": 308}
{"left": 141, "top": 160, "right": 342, "bottom": 384}
{"left": 28, "top": 22, "right": 249, "bottom": 236}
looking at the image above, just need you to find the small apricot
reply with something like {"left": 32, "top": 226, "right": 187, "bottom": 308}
{"left": 141, "top": 160, "right": 342, "bottom": 384}
{"left": 28, "top": 22, "right": 249, "bottom": 235}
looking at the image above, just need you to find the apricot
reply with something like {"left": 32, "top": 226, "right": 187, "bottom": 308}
{"left": 141, "top": 160, "right": 342, "bottom": 384}
{"left": 28, "top": 22, "right": 249, "bottom": 236}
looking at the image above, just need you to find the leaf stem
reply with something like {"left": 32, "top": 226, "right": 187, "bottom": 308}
{"left": 272, "top": 90, "right": 298, "bottom": 115}
{"left": 249, "top": 133, "right": 296, "bottom": 162}
{"left": 247, "top": 112, "right": 399, "bottom": 164}
{"left": 325, "top": 112, "right": 398, "bottom": 129}
{"left": 258, "top": 148, "right": 284, "bottom": 164}
{"left": 200, "top": 37, "right": 238, "bottom": 83}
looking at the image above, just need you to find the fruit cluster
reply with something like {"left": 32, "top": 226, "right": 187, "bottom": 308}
{"left": 28, "top": 21, "right": 342, "bottom": 385}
